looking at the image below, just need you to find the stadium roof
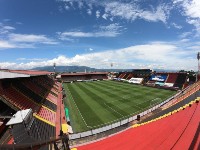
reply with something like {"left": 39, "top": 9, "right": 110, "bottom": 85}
{"left": 6, "top": 109, "right": 32, "bottom": 126}
{"left": 61, "top": 72, "right": 108, "bottom": 76}
{"left": 8, "top": 70, "right": 53, "bottom": 75}
{"left": 0, "top": 69, "right": 53, "bottom": 79}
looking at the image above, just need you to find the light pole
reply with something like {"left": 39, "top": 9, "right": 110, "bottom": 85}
{"left": 197, "top": 52, "right": 200, "bottom": 82}
{"left": 53, "top": 62, "right": 56, "bottom": 73}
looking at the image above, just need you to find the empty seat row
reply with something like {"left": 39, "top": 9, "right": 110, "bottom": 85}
{"left": 37, "top": 107, "right": 56, "bottom": 124}
{"left": 0, "top": 86, "right": 38, "bottom": 111}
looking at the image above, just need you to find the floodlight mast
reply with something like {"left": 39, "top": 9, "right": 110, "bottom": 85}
{"left": 197, "top": 52, "right": 200, "bottom": 82}
{"left": 53, "top": 62, "right": 56, "bottom": 73}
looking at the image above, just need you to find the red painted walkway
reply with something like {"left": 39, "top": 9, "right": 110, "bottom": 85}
{"left": 56, "top": 82, "right": 67, "bottom": 137}
{"left": 75, "top": 102, "right": 200, "bottom": 150}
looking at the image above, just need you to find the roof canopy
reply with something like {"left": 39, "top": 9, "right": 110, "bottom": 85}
{"left": 6, "top": 109, "right": 32, "bottom": 126}
{"left": 0, "top": 69, "right": 53, "bottom": 79}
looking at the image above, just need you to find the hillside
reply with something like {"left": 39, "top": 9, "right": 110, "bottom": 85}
{"left": 33, "top": 66, "right": 133, "bottom": 73}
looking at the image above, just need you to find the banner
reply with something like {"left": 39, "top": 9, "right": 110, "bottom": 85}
{"left": 164, "top": 83, "right": 174, "bottom": 87}
{"left": 128, "top": 78, "right": 143, "bottom": 84}
{"left": 155, "top": 82, "right": 165, "bottom": 86}
{"left": 150, "top": 75, "right": 167, "bottom": 82}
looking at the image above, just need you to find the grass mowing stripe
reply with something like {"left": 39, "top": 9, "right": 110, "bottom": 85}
{"left": 86, "top": 82, "right": 145, "bottom": 113}
{"left": 96, "top": 80, "right": 139, "bottom": 91}
{"left": 64, "top": 81, "right": 176, "bottom": 132}
{"left": 76, "top": 83, "right": 126, "bottom": 119}
{"left": 85, "top": 82, "right": 145, "bottom": 116}
{"left": 103, "top": 102, "right": 124, "bottom": 117}
{"left": 64, "top": 85, "right": 88, "bottom": 132}
{"left": 64, "top": 84, "right": 89, "bottom": 132}
{"left": 95, "top": 81, "right": 153, "bottom": 95}
{"left": 80, "top": 82, "right": 150, "bottom": 117}
{"left": 82, "top": 81, "right": 174, "bottom": 115}
{"left": 68, "top": 83, "right": 105, "bottom": 127}
{"left": 65, "top": 84, "right": 92, "bottom": 128}
{"left": 94, "top": 81, "right": 153, "bottom": 103}
{"left": 82, "top": 82, "right": 130, "bottom": 116}
{"left": 88, "top": 81, "right": 144, "bottom": 97}
{"left": 106, "top": 81, "right": 176, "bottom": 101}
{"left": 85, "top": 82, "right": 134, "bottom": 101}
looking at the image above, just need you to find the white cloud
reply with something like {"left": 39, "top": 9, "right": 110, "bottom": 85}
{"left": 173, "top": 0, "right": 200, "bottom": 18}
{"left": 0, "top": 42, "right": 197, "bottom": 70}
{"left": 58, "top": 31, "right": 117, "bottom": 38}
{"left": 179, "top": 32, "right": 192, "bottom": 38}
{"left": 173, "top": 0, "right": 200, "bottom": 35}
{"left": 0, "top": 24, "right": 15, "bottom": 34}
{"left": 58, "top": 23, "right": 123, "bottom": 39}
{"left": 78, "top": 1, "right": 84, "bottom": 9}
{"left": 0, "top": 40, "right": 35, "bottom": 49}
{"left": 16, "top": 22, "right": 23, "bottom": 25}
{"left": 102, "top": 13, "right": 108, "bottom": 20}
{"left": 0, "top": 25, "right": 58, "bottom": 49}
{"left": 0, "top": 62, "right": 17, "bottom": 69}
{"left": 179, "top": 38, "right": 190, "bottom": 42}
{"left": 87, "top": 9, "right": 92, "bottom": 15}
{"left": 89, "top": 48, "right": 93, "bottom": 51}
{"left": 8, "top": 33, "right": 58, "bottom": 44}
{"left": 171, "top": 23, "right": 182, "bottom": 29}
{"left": 187, "top": 19, "right": 200, "bottom": 36}
{"left": 3, "top": 26, "right": 15, "bottom": 30}
{"left": 64, "top": 4, "right": 70, "bottom": 10}
{"left": 96, "top": 10, "right": 100, "bottom": 18}
{"left": 0, "top": 40, "right": 16, "bottom": 48}
{"left": 58, "top": 0, "right": 171, "bottom": 23}
{"left": 99, "top": 23, "right": 122, "bottom": 31}
{"left": 140, "top": 5, "right": 169, "bottom": 23}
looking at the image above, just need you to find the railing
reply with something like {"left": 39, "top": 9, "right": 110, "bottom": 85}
{"left": 0, "top": 135, "right": 70, "bottom": 150}
{"left": 68, "top": 81, "right": 200, "bottom": 140}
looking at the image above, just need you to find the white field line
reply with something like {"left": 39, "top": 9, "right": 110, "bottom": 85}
{"left": 66, "top": 85, "right": 92, "bottom": 129}
{"left": 67, "top": 81, "right": 173, "bottom": 128}
{"left": 103, "top": 102, "right": 124, "bottom": 117}
{"left": 82, "top": 97, "right": 163, "bottom": 128}
{"left": 136, "top": 97, "right": 161, "bottom": 105}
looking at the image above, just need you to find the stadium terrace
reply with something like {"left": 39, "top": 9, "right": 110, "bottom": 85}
{"left": 0, "top": 69, "right": 199, "bottom": 149}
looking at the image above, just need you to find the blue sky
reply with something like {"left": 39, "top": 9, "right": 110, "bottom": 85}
{"left": 0, "top": 0, "right": 199, "bottom": 70}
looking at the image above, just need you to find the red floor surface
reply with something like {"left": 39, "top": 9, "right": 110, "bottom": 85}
{"left": 56, "top": 82, "right": 67, "bottom": 137}
{"left": 76, "top": 102, "right": 200, "bottom": 150}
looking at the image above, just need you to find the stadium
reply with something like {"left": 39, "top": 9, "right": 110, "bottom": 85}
{"left": 1, "top": 0, "right": 200, "bottom": 149}
{"left": 0, "top": 67, "right": 199, "bottom": 150}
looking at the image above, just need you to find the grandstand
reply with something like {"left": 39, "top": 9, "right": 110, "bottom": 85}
{"left": 0, "top": 69, "right": 69, "bottom": 149}
{"left": 116, "top": 70, "right": 189, "bottom": 90}
{"left": 0, "top": 68, "right": 199, "bottom": 150}
{"left": 59, "top": 72, "right": 108, "bottom": 82}
{"left": 116, "top": 69, "right": 152, "bottom": 81}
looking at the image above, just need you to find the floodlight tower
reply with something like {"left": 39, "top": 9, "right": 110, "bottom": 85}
{"left": 53, "top": 62, "right": 56, "bottom": 73}
{"left": 197, "top": 52, "right": 200, "bottom": 81}
{"left": 110, "top": 63, "right": 113, "bottom": 68}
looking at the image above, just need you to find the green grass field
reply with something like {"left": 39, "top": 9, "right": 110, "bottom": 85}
{"left": 63, "top": 80, "right": 176, "bottom": 133}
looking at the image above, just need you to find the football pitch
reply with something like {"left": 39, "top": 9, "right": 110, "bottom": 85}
{"left": 63, "top": 80, "right": 176, "bottom": 133}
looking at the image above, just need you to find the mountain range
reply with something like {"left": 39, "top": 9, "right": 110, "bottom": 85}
{"left": 33, "top": 66, "right": 177, "bottom": 73}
